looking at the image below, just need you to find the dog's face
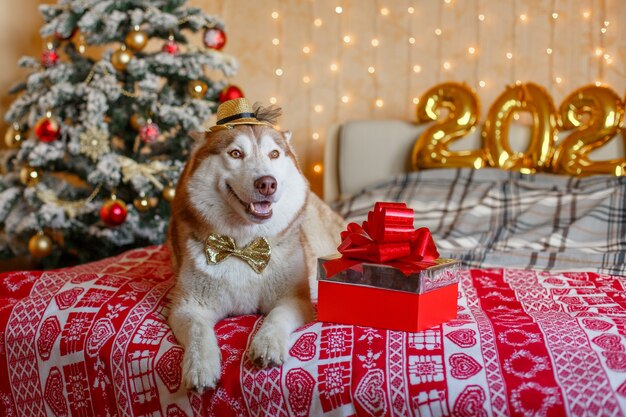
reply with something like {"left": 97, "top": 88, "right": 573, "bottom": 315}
{"left": 183, "top": 125, "right": 308, "bottom": 238}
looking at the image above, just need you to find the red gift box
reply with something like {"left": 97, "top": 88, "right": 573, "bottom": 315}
{"left": 317, "top": 202, "right": 460, "bottom": 332}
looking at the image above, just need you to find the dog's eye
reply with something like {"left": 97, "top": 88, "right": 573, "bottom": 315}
{"left": 228, "top": 149, "right": 244, "bottom": 159}
{"left": 269, "top": 150, "right": 280, "bottom": 159}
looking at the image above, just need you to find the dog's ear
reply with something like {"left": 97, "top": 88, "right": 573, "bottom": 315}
{"left": 189, "top": 131, "right": 207, "bottom": 142}
{"left": 282, "top": 130, "right": 292, "bottom": 142}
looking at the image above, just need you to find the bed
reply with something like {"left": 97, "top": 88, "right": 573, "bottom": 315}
{"left": 1, "top": 117, "right": 626, "bottom": 417}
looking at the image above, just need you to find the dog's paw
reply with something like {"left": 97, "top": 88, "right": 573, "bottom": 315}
{"left": 248, "top": 323, "right": 288, "bottom": 368}
{"left": 182, "top": 344, "right": 222, "bottom": 392}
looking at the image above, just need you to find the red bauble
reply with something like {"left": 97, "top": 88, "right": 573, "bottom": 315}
{"left": 41, "top": 49, "right": 59, "bottom": 68}
{"left": 203, "top": 27, "right": 226, "bottom": 50}
{"left": 162, "top": 40, "right": 179, "bottom": 55}
{"left": 100, "top": 198, "right": 128, "bottom": 226}
{"left": 219, "top": 85, "right": 244, "bottom": 103}
{"left": 139, "top": 122, "right": 160, "bottom": 143}
{"left": 34, "top": 116, "right": 61, "bottom": 143}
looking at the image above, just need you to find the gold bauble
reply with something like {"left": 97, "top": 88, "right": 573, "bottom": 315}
{"left": 129, "top": 113, "right": 145, "bottom": 131}
{"left": 125, "top": 27, "right": 149, "bottom": 51}
{"left": 133, "top": 195, "right": 151, "bottom": 212}
{"left": 111, "top": 47, "right": 134, "bottom": 71}
{"left": 28, "top": 232, "right": 53, "bottom": 258}
{"left": 20, "top": 166, "right": 42, "bottom": 187}
{"left": 162, "top": 185, "right": 176, "bottom": 202}
{"left": 187, "top": 80, "right": 208, "bottom": 99}
{"left": 4, "top": 123, "right": 24, "bottom": 149}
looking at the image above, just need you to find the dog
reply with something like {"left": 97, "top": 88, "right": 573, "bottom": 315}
{"left": 167, "top": 98, "right": 343, "bottom": 391}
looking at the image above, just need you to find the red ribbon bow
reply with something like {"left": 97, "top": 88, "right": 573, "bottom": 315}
{"left": 323, "top": 202, "right": 440, "bottom": 278}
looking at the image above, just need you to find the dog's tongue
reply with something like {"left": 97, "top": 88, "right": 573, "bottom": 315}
{"left": 250, "top": 201, "right": 272, "bottom": 214}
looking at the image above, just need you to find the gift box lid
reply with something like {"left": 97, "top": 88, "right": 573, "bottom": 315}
{"left": 317, "top": 254, "right": 460, "bottom": 294}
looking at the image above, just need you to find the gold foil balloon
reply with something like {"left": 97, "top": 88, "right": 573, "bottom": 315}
{"left": 187, "top": 80, "right": 208, "bottom": 99}
{"left": 412, "top": 82, "right": 485, "bottom": 170}
{"left": 29, "top": 231, "right": 53, "bottom": 258}
{"left": 111, "top": 46, "right": 133, "bottom": 71}
{"left": 483, "top": 82, "right": 558, "bottom": 173}
{"left": 553, "top": 85, "right": 625, "bottom": 176}
{"left": 125, "top": 27, "right": 149, "bottom": 51}
{"left": 20, "top": 166, "right": 42, "bottom": 187}
{"left": 4, "top": 123, "right": 24, "bottom": 148}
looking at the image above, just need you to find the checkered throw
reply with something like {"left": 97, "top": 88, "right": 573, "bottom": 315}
{"left": 336, "top": 168, "right": 626, "bottom": 276}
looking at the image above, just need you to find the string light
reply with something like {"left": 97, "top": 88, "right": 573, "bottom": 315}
{"left": 582, "top": 10, "right": 591, "bottom": 19}
{"left": 272, "top": 38, "right": 280, "bottom": 46}
{"left": 269, "top": 96, "right": 277, "bottom": 104}
{"left": 303, "top": 75, "right": 311, "bottom": 83}
{"left": 312, "top": 132, "right": 320, "bottom": 140}
{"left": 434, "top": 28, "right": 442, "bottom": 36}
{"left": 330, "top": 63, "right": 339, "bottom": 72}
{"left": 595, "top": 47, "right": 603, "bottom": 56}
{"left": 375, "top": 99, "right": 384, "bottom": 107}
{"left": 407, "top": 6, "right": 415, "bottom": 14}
{"left": 443, "top": 61, "right": 451, "bottom": 70}
{"left": 412, "top": 97, "right": 419, "bottom": 104}
{"left": 335, "top": 6, "right": 343, "bottom": 14}
{"left": 408, "top": 37, "right": 416, "bottom": 44}
{"left": 479, "top": 80, "right": 486, "bottom": 88}
{"left": 552, "top": 12, "right": 558, "bottom": 19}
{"left": 506, "top": 52, "right": 513, "bottom": 59}
{"left": 314, "top": 18, "right": 322, "bottom": 27}
{"left": 341, "top": 95, "right": 350, "bottom": 103}
{"left": 413, "top": 65, "right": 422, "bottom": 73}
{"left": 302, "top": 46, "right": 311, "bottom": 54}
{"left": 468, "top": 46, "right": 476, "bottom": 55}
{"left": 595, "top": 81, "right": 602, "bottom": 86}
{"left": 314, "top": 104, "right": 323, "bottom": 112}
{"left": 368, "top": 66, "right": 375, "bottom": 74}
{"left": 380, "top": 7, "right": 389, "bottom": 16}
{"left": 519, "top": 13, "right": 527, "bottom": 22}
{"left": 313, "top": 163, "right": 323, "bottom": 173}
{"left": 371, "top": 38, "right": 380, "bottom": 47}
{"left": 444, "top": 0, "right": 452, "bottom": 3}
{"left": 271, "top": 11, "right": 279, "bottom": 19}
{"left": 275, "top": 68, "right": 283, "bottom": 76}
{"left": 555, "top": 76, "right": 562, "bottom": 84}
{"left": 546, "top": 48, "right": 552, "bottom": 55}
{"left": 343, "top": 35, "right": 352, "bottom": 44}
{"left": 478, "top": 14, "right": 485, "bottom": 21}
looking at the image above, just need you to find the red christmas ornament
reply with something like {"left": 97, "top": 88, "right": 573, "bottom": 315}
{"left": 100, "top": 197, "right": 128, "bottom": 226}
{"left": 139, "top": 122, "right": 160, "bottom": 143}
{"left": 162, "top": 40, "right": 179, "bottom": 55}
{"left": 219, "top": 85, "right": 244, "bottom": 103}
{"left": 35, "top": 116, "right": 61, "bottom": 143}
{"left": 41, "top": 49, "right": 59, "bottom": 68}
{"left": 203, "top": 27, "right": 226, "bottom": 50}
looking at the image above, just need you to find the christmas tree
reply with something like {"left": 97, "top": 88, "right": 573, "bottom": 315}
{"left": 1, "top": 0, "right": 242, "bottom": 267}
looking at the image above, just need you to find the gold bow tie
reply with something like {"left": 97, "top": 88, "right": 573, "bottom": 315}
{"left": 204, "top": 233, "right": 271, "bottom": 273}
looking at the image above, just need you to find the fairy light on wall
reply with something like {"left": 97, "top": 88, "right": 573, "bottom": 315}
{"left": 271, "top": 2, "right": 284, "bottom": 104}
{"left": 510, "top": 0, "right": 518, "bottom": 83}
{"left": 406, "top": 0, "right": 417, "bottom": 117}
{"left": 370, "top": 0, "right": 382, "bottom": 114}
{"left": 475, "top": 0, "right": 484, "bottom": 88}
{"left": 548, "top": 0, "right": 557, "bottom": 90}
{"left": 435, "top": 0, "right": 443, "bottom": 83}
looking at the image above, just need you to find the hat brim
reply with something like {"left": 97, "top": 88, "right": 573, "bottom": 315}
{"left": 209, "top": 118, "right": 273, "bottom": 132}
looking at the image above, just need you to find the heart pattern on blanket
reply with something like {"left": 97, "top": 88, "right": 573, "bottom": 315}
{"left": 289, "top": 332, "right": 317, "bottom": 361}
{"left": 85, "top": 318, "right": 115, "bottom": 357}
{"left": 593, "top": 334, "right": 625, "bottom": 351}
{"left": 603, "top": 352, "right": 626, "bottom": 372}
{"left": 37, "top": 316, "right": 61, "bottom": 361}
{"left": 54, "top": 288, "right": 84, "bottom": 310}
{"left": 355, "top": 369, "right": 387, "bottom": 417}
{"left": 43, "top": 367, "right": 68, "bottom": 417}
{"left": 454, "top": 385, "right": 487, "bottom": 417}
{"left": 156, "top": 346, "right": 183, "bottom": 393}
{"left": 449, "top": 353, "right": 483, "bottom": 379}
{"left": 446, "top": 329, "right": 477, "bottom": 348}
{"left": 582, "top": 318, "right": 613, "bottom": 332}
{"left": 285, "top": 368, "right": 315, "bottom": 417}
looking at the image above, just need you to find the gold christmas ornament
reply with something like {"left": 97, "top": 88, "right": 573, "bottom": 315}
{"left": 133, "top": 195, "right": 151, "bottom": 212}
{"left": 187, "top": 80, "right": 208, "bottom": 99}
{"left": 20, "top": 166, "right": 42, "bottom": 187}
{"left": 79, "top": 126, "right": 110, "bottom": 161}
{"left": 4, "top": 123, "right": 24, "bottom": 149}
{"left": 130, "top": 113, "right": 146, "bottom": 131}
{"left": 125, "top": 26, "right": 149, "bottom": 51}
{"left": 29, "top": 231, "right": 53, "bottom": 258}
{"left": 112, "top": 46, "right": 133, "bottom": 71}
{"left": 162, "top": 185, "right": 176, "bottom": 202}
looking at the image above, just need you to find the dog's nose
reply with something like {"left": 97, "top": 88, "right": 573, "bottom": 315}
{"left": 254, "top": 176, "right": 277, "bottom": 197}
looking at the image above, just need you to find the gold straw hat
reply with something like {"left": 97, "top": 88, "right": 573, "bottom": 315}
{"left": 215, "top": 98, "right": 272, "bottom": 127}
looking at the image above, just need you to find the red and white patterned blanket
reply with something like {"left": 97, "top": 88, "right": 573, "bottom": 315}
{"left": 2, "top": 245, "right": 626, "bottom": 417}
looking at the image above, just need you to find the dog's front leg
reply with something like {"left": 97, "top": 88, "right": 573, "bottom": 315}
{"left": 169, "top": 300, "right": 221, "bottom": 392}
{"left": 248, "top": 295, "right": 313, "bottom": 368}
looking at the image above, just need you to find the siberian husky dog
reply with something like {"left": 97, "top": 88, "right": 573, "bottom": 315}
{"left": 167, "top": 99, "right": 343, "bottom": 391}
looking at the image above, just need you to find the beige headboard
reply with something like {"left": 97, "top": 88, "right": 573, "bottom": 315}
{"left": 323, "top": 120, "right": 625, "bottom": 202}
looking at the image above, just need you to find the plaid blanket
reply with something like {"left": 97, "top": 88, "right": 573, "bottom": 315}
{"left": 336, "top": 168, "right": 626, "bottom": 276}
